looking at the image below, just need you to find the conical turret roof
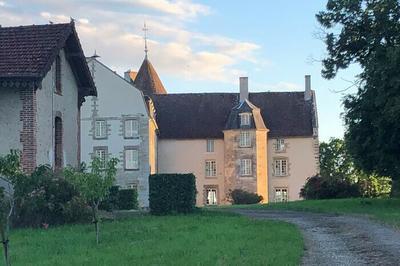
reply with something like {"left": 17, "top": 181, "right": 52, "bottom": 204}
{"left": 133, "top": 57, "right": 167, "bottom": 96}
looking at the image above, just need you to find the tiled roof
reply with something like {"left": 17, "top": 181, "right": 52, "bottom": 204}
{"left": 133, "top": 57, "right": 167, "bottom": 96}
{"left": 152, "top": 92, "right": 315, "bottom": 139}
{"left": 0, "top": 22, "right": 96, "bottom": 96}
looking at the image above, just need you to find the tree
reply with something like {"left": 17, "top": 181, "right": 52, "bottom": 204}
{"left": 64, "top": 157, "right": 118, "bottom": 244}
{"left": 317, "top": 0, "right": 400, "bottom": 196}
{"left": 320, "top": 138, "right": 355, "bottom": 180}
{"left": 0, "top": 151, "right": 21, "bottom": 266}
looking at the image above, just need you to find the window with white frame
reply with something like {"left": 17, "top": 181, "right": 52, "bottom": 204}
{"left": 274, "top": 159, "right": 288, "bottom": 176}
{"left": 94, "top": 120, "right": 107, "bottom": 139}
{"left": 276, "top": 138, "right": 285, "bottom": 152}
{"left": 240, "top": 159, "right": 252, "bottom": 176}
{"left": 206, "top": 188, "right": 218, "bottom": 205}
{"left": 205, "top": 160, "right": 217, "bottom": 177}
{"left": 94, "top": 148, "right": 107, "bottom": 169}
{"left": 206, "top": 139, "right": 214, "bottom": 152}
{"left": 239, "top": 131, "right": 251, "bottom": 147}
{"left": 240, "top": 113, "right": 251, "bottom": 126}
{"left": 125, "top": 148, "right": 139, "bottom": 170}
{"left": 124, "top": 119, "right": 139, "bottom": 138}
{"left": 274, "top": 188, "right": 288, "bottom": 202}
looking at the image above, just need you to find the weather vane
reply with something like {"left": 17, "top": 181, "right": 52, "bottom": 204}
{"left": 143, "top": 21, "right": 149, "bottom": 58}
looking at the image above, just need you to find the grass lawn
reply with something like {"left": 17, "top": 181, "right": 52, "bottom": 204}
{"left": 222, "top": 198, "right": 400, "bottom": 228}
{"left": 8, "top": 211, "right": 303, "bottom": 265}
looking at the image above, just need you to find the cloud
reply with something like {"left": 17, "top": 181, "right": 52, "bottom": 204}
{"left": 0, "top": 0, "right": 266, "bottom": 84}
{"left": 132, "top": 0, "right": 210, "bottom": 19}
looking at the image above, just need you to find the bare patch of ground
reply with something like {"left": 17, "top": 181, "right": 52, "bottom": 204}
{"left": 233, "top": 209, "right": 400, "bottom": 265}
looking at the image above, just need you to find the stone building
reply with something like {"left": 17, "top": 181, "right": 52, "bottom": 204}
{"left": 0, "top": 22, "right": 96, "bottom": 173}
{"left": 81, "top": 56, "right": 157, "bottom": 208}
{"left": 126, "top": 56, "right": 319, "bottom": 206}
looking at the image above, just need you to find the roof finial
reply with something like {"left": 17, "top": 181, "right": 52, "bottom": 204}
{"left": 143, "top": 21, "right": 149, "bottom": 58}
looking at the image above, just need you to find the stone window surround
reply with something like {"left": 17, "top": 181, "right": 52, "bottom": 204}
{"left": 274, "top": 187, "right": 289, "bottom": 202}
{"left": 93, "top": 119, "right": 108, "bottom": 140}
{"left": 240, "top": 158, "right": 252, "bottom": 176}
{"left": 203, "top": 185, "right": 219, "bottom": 205}
{"left": 122, "top": 116, "right": 140, "bottom": 139}
{"left": 124, "top": 145, "right": 139, "bottom": 171}
{"left": 206, "top": 139, "right": 215, "bottom": 153}
{"left": 275, "top": 138, "right": 286, "bottom": 153}
{"left": 239, "top": 130, "right": 252, "bottom": 148}
{"left": 92, "top": 146, "right": 109, "bottom": 169}
{"left": 273, "top": 157, "right": 290, "bottom": 177}
{"left": 205, "top": 159, "right": 217, "bottom": 178}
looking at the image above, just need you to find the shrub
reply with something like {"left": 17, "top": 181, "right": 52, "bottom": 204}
{"left": 149, "top": 174, "right": 196, "bottom": 215}
{"left": 300, "top": 175, "right": 361, "bottom": 200}
{"left": 118, "top": 189, "right": 138, "bottom": 210}
{"left": 99, "top": 186, "right": 119, "bottom": 211}
{"left": 230, "top": 189, "right": 263, "bottom": 204}
{"left": 13, "top": 165, "right": 91, "bottom": 228}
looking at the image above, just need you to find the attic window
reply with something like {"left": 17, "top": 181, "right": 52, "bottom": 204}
{"left": 240, "top": 113, "right": 251, "bottom": 126}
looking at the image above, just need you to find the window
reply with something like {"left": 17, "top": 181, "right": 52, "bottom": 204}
{"left": 206, "top": 188, "right": 218, "bottom": 205}
{"left": 55, "top": 55, "right": 62, "bottom": 94}
{"left": 127, "top": 183, "right": 137, "bottom": 190}
{"left": 240, "top": 159, "right": 252, "bottom": 176}
{"left": 124, "top": 119, "right": 139, "bottom": 138}
{"left": 240, "top": 113, "right": 251, "bottom": 126}
{"left": 125, "top": 148, "right": 139, "bottom": 170}
{"left": 94, "top": 120, "right": 107, "bottom": 139}
{"left": 274, "top": 159, "right": 288, "bottom": 176}
{"left": 94, "top": 148, "right": 107, "bottom": 169}
{"left": 206, "top": 139, "right": 214, "bottom": 152}
{"left": 54, "top": 117, "right": 63, "bottom": 169}
{"left": 205, "top": 160, "right": 217, "bottom": 177}
{"left": 239, "top": 131, "right": 251, "bottom": 147}
{"left": 276, "top": 139, "right": 285, "bottom": 152}
{"left": 275, "top": 188, "right": 288, "bottom": 202}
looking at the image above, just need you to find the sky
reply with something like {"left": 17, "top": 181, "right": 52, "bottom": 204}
{"left": 0, "top": 0, "right": 361, "bottom": 142}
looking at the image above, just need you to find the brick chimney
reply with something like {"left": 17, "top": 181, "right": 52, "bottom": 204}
{"left": 240, "top": 77, "right": 249, "bottom": 102}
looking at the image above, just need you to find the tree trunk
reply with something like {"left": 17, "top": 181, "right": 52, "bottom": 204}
{"left": 91, "top": 203, "right": 100, "bottom": 245}
{"left": 2, "top": 239, "right": 9, "bottom": 266}
{"left": 390, "top": 178, "right": 400, "bottom": 197}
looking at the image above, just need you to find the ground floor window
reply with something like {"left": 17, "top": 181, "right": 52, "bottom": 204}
{"left": 94, "top": 147, "right": 107, "bottom": 169}
{"left": 274, "top": 188, "right": 288, "bottom": 202}
{"left": 204, "top": 186, "right": 218, "bottom": 205}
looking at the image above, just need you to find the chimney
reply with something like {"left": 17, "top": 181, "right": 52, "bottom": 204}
{"left": 124, "top": 70, "right": 132, "bottom": 82}
{"left": 304, "top": 75, "right": 312, "bottom": 101}
{"left": 240, "top": 77, "right": 249, "bottom": 102}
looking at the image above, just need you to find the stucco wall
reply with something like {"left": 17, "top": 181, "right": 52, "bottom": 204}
{"left": 81, "top": 59, "right": 150, "bottom": 208}
{"left": 158, "top": 139, "right": 225, "bottom": 206}
{"left": 36, "top": 49, "right": 80, "bottom": 167}
{"left": 268, "top": 137, "right": 318, "bottom": 202}
{"left": 0, "top": 87, "right": 23, "bottom": 155}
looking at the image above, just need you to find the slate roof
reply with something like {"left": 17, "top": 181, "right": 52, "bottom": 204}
{"left": 152, "top": 92, "right": 315, "bottom": 139}
{"left": 133, "top": 57, "right": 167, "bottom": 96}
{"left": 0, "top": 22, "right": 96, "bottom": 96}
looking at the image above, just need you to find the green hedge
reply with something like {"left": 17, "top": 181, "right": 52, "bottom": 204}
{"left": 100, "top": 186, "right": 138, "bottom": 210}
{"left": 118, "top": 189, "right": 138, "bottom": 210}
{"left": 149, "top": 174, "right": 196, "bottom": 215}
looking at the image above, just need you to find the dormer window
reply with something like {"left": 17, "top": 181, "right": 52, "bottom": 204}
{"left": 240, "top": 113, "right": 251, "bottom": 126}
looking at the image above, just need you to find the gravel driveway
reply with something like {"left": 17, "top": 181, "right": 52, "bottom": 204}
{"left": 232, "top": 209, "right": 400, "bottom": 265}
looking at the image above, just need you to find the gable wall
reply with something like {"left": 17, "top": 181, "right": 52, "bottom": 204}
{"left": 81, "top": 59, "right": 151, "bottom": 207}
{"left": 36, "top": 49, "right": 80, "bottom": 168}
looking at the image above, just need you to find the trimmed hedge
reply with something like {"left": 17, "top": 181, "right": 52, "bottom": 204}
{"left": 118, "top": 189, "right": 138, "bottom": 210}
{"left": 230, "top": 189, "right": 263, "bottom": 205}
{"left": 149, "top": 174, "right": 196, "bottom": 215}
{"left": 99, "top": 186, "right": 138, "bottom": 210}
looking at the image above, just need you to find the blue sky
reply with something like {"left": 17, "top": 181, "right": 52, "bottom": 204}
{"left": 0, "top": 0, "right": 360, "bottom": 141}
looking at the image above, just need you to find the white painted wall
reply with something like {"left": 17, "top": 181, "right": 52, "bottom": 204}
{"left": 36, "top": 49, "right": 80, "bottom": 167}
{"left": 0, "top": 87, "right": 23, "bottom": 155}
{"left": 81, "top": 58, "right": 151, "bottom": 208}
{"left": 158, "top": 139, "right": 225, "bottom": 206}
